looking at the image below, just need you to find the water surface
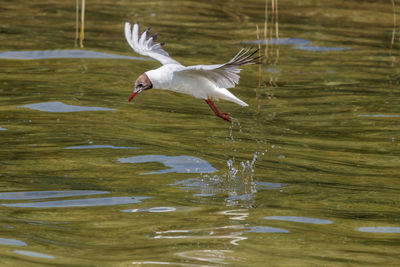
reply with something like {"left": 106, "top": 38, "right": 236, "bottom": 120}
{"left": 0, "top": 49, "right": 149, "bottom": 60}
{"left": 118, "top": 155, "right": 217, "bottom": 174}
{"left": 1, "top": 0, "right": 400, "bottom": 265}
{"left": 21, "top": 102, "right": 114, "bottom": 112}
{"left": 0, "top": 238, "right": 27, "bottom": 247}
{"left": 65, "top": 145, "right": 138, "bottom": 149}
{"left": 3, "top": 196, "right": 149, "bottom": 208}
{"left": 0, "top": 190, "right": 109, "bottom": 200}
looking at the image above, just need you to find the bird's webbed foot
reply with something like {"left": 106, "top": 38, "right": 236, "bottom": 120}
{"left": 218, "top": 112, "right": 232, "bottom": 123}
{"left": 205, "top": 99, "right": 232, "bottom": 123}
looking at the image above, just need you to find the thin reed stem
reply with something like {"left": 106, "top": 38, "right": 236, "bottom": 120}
{"left": 75, "top": 0, "right": 79, "bottom": 47}
{"left": 275, "top": 0, "right": 279, "bottom": 43}
{"left": 256, "top": 25, "right": 262, "bottom": 91}
{"left": 270, "top": 0, "right": 275, "bottom": 48}
{"left": 274, "top": 0, "right": 280, "bottom": 64}
{"left": 264, "top": 0, "right": 268, "bottom": 61}
{"left": 79, "top": 0, "right": 85, "bottom": 48}
{"left": 391, "top": 0, "right": 396, "bottom": 52}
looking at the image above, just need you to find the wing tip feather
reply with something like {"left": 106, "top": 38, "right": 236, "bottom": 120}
{"left": 123, "top": 21, "right": 178, "bottom": 65}
{"left": 152, "top": 33, "right": 158, "bottom": 43}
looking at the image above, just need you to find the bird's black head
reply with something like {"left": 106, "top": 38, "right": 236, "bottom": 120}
{"left": 129, "top": 73, "right": 153, "bottom": 101}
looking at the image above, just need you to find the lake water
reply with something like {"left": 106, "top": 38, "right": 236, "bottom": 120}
{"left": 1, "top": 0, "right": 400, "bottom": 265}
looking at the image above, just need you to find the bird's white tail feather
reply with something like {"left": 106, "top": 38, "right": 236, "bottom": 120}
{"left": 217, "top": 88, "right": 248, "bottom": 107}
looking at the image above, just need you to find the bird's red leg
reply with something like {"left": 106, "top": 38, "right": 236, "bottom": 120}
{"left": 205, "top": 99, "right": 232, "bottom": 123}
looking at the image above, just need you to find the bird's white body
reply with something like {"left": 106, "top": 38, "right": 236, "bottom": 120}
{"left": 145, "top": 64, "right": 248, "bottom": 106}
{"left": 124, "top": 22, "right": 257, "bottom": 122}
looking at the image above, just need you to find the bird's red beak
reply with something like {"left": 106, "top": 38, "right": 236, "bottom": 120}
{"left": 128, "top": 92, "right": 139, "bottom": 102}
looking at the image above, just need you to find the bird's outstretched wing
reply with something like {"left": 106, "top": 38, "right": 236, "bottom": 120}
{"left": 176, "top": 49, "right": 259, "bottom": 89}
{"left": 124, "top": 22, "right": 181, "bottom": 66}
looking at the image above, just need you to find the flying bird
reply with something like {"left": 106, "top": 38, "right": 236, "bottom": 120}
{"left": 124, "top": 22, "right": 258, "bottom": 123}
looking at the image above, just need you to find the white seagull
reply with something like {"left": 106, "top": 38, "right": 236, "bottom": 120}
{"left": 124, "top": 22, "right": 258, "bottom": 122}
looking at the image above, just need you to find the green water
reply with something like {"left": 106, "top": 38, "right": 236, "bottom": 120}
{"left": 1, "top": 0, "right": 400, "bottom": 265}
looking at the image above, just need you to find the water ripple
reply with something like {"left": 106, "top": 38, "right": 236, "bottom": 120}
{"left": 2, "top": 196, "right": 150, "bottom": 208}
{"left": 13, "top": 250, "right": 54, "bottom": 259}
{"left": 0, "top": 190, "right": 109, "bottom": 200}
{"left": 118, "top": 155, "right": 217, "bottom": 174}
{"left": 65, "top": 145, "right": 138, "bottom": 150}
{"left": 121, "top": 207, "right": 177, "bottom": 213}
{"left": 21, "top": 102, "right": 114, "bottom": 112}
{"left": 264, "top": 216, "right": 333, "bottom": 224}
{"left": 246, "top": 226, "right": 290, "bottom": 233}
{"left": 0, "top": 238, "right": 27, "bottom": 246}
{"left": 358, "top": 114, "right": 400, "bottom": 118}
{"left": 357, "top": 227, "right": 400, "bottom": 233}
{"left": 241, "top": 38, "right": 350, "bottom": 52}
{"left": 0, "top": 49, "right": 151, "bottom": 61}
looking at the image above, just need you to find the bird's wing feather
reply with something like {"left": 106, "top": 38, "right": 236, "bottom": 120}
{"left": 124, "top": 22, "right": 181, "bottom": 66}
{"left": 176, "top": 49, "right": 259, "bottom": 88}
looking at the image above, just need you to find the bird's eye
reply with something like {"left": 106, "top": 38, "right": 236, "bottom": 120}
{"left": 138, "top": 83, "right": 143, "bottom": 87}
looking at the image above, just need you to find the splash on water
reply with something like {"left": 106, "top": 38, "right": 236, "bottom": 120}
{"left": 200, "top": 151, "right": 261, "bottom": 207}
{"left": 170, "top": 150, "right": 270, "bottom": 207}
{"left": 228, "top": 118, "right": 243, "bottom": 142}
{"left": 224, "top": 152, "right": 259, "bottom": 206}
{"left": 189, "top": 119, "right": 283, "bottom": 207}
